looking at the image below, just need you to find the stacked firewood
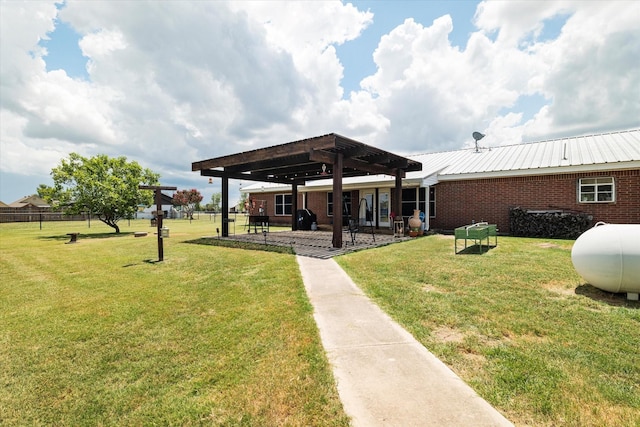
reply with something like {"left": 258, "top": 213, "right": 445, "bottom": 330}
{"left": 509, "top": 207, "right": 592, "bottom": 239}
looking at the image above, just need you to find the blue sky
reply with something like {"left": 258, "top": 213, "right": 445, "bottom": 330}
{"left": 336, "top": 1, "right": 478, "bottom": 94}
{"left": 41, "top": 19, "right": 88, "bottom": 80}
{"left": 1, "top": 1, "right": 638, "bottom": 205}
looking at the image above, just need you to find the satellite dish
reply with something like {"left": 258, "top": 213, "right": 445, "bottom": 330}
{"left": 472, "top": 132, "right": 485, "bottom": 141}
{"left": 472, "top": 132, "right": 485, "bottom": 153}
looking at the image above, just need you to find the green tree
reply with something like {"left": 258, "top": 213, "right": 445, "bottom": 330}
{"left": 172, "top": 189, "right": 203, "bottom": 220}
{"left": 210, "top": 192, "right": 221, "bottom": 212}
{"left": 39, "top": 153, "right": 160, "bottom": 233}
{"left": 238, "top": 191, "right": 249, "bottom": 212}
{"left": 36, "top": 184, "right": 58, "bottom": 208}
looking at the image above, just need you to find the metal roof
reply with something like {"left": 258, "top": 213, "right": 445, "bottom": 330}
{"left": 411, "top": 129, "right": 640, "bottom": 180}
{"left": 242, "top": 129, "right": 639, "bottom": 192}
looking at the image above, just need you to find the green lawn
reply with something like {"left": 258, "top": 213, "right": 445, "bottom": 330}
{"left": 2, "top": 219, "right": 639, "bottom": 426}
{"left": 337, "top": 234, "right": 640, "bottom": 427}
{"left": 0, "top": 219, "right": 349, "bottom": 426}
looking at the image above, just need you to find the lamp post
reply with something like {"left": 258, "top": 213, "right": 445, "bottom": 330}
{"left": 139, "top": 185, "right": 177, "bottom": 261}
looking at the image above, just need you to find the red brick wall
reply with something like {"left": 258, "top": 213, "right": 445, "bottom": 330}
{"left": 246, "top": 194, "right": 290, "bottom": 226}
{"left": 249, "top": 190, "right": 362, "bottom": 227}
{"left": 304, "top": 191, "right": 328, "bottom": 224}
{"left": 250, "top": 169, "right": 638, "bottom": 233}
{"left": 430, "top": 169, "right": 640, "bottom": 232}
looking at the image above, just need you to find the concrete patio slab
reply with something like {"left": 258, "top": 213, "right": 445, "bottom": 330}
{"left": 218, "top": 229, "right": 408, "bottom": 258}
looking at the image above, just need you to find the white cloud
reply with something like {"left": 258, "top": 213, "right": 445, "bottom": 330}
{"left": 1, "top": 0, "right": 638, "bottom": 204}
{"left": 357, "top": 1, "right": 639, "bottom": 150}
{"left": 79, "top": 28, "right": 127, "bottom": 59}
{"left": 523, "top": 1, "right": 640, "bottom": 138}
{"left": 359, "top": 15, "right": 541, "bottom": 151}
{"left": 474, "top": 0, "right": 572, "bottom": 47}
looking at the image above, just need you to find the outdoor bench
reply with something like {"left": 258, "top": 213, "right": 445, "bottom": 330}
{"left": 66, "top": 233, "right": 79, "bottom": 244}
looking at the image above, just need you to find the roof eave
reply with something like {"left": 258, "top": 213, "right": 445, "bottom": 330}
{"left": 437, "top": 161, "right": 640, "bottom": 181}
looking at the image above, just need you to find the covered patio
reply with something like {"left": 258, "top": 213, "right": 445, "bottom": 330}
{"left": 212, "top": 228, "right": 411, "bottom": 259}
{"left": 192, "top": 133, "right": 422, "bottom": 248}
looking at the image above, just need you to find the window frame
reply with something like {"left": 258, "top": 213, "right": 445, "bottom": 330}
{"left": 578, "top": 177, "right": 615, "bottom": 203}
{"left": 429, "top": 187, "right": 436, "bottom": 218}
{"left": 274, "top": 194, "right": 292, "bottom": 215}
{"left": 327, "top": 192, "right": 351, "bottom": 217}
{"left": 401, "top": 187, "right": 427, "bottom": 217}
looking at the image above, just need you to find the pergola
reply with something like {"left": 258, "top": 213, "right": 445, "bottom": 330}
{"left": 192, "top": 133, "right": 422, "bottom": 248}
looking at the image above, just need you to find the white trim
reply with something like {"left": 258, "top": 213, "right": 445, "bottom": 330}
{"left": 437, "top": 162, "right": 640, "bottom": 181}
{"left": 578, "top": 176, "right": 616, "bottom": 203}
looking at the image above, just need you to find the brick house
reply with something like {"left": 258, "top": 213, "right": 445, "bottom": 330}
{"left": 244, "top": 129, "right": 640, "bottom": 233}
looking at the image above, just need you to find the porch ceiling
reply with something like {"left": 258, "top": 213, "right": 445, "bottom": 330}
{"left": 192, "top": 133, "right": 422, "bottom": 184}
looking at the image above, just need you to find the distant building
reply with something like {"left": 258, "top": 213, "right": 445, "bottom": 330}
{"left": 8, "top": 195, "right": 50, "bottom": 209}
{"left": 136, "top": 193, "right": 177, "bottom": 219}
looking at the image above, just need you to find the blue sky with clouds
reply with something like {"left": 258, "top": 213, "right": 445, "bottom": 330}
{"left": 1, "top": 0, "right": 639, "bottom": 205}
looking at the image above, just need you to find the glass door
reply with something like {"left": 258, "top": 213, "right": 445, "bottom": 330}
{"left": 359, "top": 190, "right": 375, "bottom": 226}
{"left": 378, "top": 191, "right": 390, "bottom": 228}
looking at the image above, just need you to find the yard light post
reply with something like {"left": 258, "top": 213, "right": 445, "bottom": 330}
{"left": 139, "top": 185, "right": 177, "bottom": 261}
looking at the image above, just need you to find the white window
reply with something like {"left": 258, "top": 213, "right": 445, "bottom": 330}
{"left": 327, "top": 192, "right": 351, "bottom": 217}
{"left": 579, "top": 177, "right": 614, "bottom": 203}
{"left": 275, "top": 194, "right": 292, "bottom": 215}
{"left": 429, "top": 187, "right": 436, "bottom": 218}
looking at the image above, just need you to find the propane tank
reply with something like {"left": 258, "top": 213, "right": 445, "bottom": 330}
{"left": 571, "top": 222, "right": 640, "bottom": 298}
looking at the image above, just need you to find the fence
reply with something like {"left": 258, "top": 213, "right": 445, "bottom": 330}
{"left": 0, "top": 208, "right": 92, "bottom": 223}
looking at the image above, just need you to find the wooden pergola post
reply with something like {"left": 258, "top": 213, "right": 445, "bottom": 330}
{"left": 394, "top": 170, "right": 403, "bottom": 222}
{"left": 291, "top": 182, "right": 299, "bottom": 231}
{"left": 221, "top": 175, "right": 229, "bottom": 236}
{"left": 332, "top": 153, "right": 343, "bottom": 248}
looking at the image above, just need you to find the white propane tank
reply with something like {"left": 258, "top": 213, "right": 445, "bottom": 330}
{"left": 571, "top": 222, "right": 640, "bottom": 296}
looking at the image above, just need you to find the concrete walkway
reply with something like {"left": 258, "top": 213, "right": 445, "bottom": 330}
{"left": 297, "top": 256, "right": 513, "bottom": 427}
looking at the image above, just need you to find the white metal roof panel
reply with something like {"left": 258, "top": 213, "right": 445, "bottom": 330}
{"left": 242, "top": 129, "right": 639, "bottom": 191}
{"left": 412, "top": 129, "right": 640, "bottom": 178}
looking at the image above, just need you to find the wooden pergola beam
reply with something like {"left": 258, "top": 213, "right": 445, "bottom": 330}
{"left": 309, "top": 149, "right": 403, "bottom": 177}
{"left": 192, "top": 135, "right": 336, "bottom": 171}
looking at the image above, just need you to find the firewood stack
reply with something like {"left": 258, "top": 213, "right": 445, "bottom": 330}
{"left": 509, "top": 207, "right": 592, "bottom": 239}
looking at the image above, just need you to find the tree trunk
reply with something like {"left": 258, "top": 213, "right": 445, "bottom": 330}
{"left": 99, "top": 216, "right": 120, "bottom": 233}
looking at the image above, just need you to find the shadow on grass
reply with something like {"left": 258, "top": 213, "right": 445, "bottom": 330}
{"left": 575, "top": 284, "right": 640, "bottom": 309}
{"left": 455, "top": 245, "right": 497, "bottom": 255}
{"left": 122, "top": 259, "right": 162, "bottom": 267}
{"left": 40, "top": 231, "right": 135, "bottom": 242}
{"left": 185, "top": 237, "right": 295, "bottom": 255}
